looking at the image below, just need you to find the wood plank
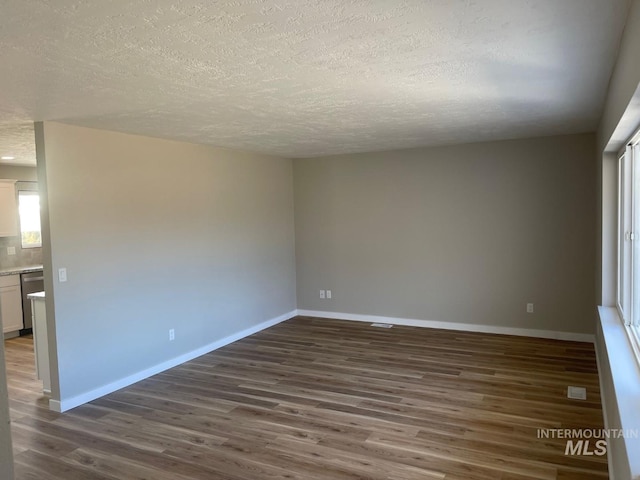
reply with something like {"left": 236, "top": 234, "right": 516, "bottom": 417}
{"left": 4, "top": 318, "right": 609, "bottom": 479}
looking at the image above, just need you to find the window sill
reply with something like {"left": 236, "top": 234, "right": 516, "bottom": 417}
{"left": 597, "top": 306, "right": 640, "bottom": 479}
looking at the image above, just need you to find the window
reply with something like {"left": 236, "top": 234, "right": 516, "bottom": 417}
{"left": 617, "top": 131, "right": 640, "bottom": 353}
{"left": 18, "top": 190, "right": 41, "bottom": 248}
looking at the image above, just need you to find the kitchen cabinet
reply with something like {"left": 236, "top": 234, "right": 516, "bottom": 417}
{"left": 0, "top": 275, "right": 24, "bottom": 333}
{"left": 0, "top": 179, "right": 18, "bottom": 237}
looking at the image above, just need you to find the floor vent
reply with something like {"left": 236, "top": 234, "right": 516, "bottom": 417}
{"left": 567, "top": 386, "right": 587, "bottom": 400}
{"left": 370, "top": 323, "right": 393, "bottom": 328}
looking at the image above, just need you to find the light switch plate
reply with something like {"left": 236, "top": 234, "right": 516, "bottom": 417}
{"left": 58, "top": 267, "right": 67, "bottom": 282}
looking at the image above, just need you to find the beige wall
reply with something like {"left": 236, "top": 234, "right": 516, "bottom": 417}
{"left": 0, "top": 165, "right": 37, "bottom": 182}
{"left": 294, "top": 133, "right": 596, "bottom": 334}
{"left": 38, "top": 122, "right": 296, "bottom": 406}
{"left": 597, "top": 0, "right": 640, "bottom": 155}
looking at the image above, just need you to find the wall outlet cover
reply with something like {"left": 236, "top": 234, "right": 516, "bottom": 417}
{"left": 7, "top": 246, "right": 16, "bottom": 255}
{"left": 567, "top": 386, "right": 587, "bottom": 400}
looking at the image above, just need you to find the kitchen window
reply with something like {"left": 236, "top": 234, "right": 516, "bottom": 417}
{"left": 18, "top": 189, "right": 42, "bottom": 249}
{"left": 617, "top": 129, "right": 640, "bottom": 357}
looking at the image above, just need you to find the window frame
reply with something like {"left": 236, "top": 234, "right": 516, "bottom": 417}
{"left": 617, "top": 148, "right": 631, "bottom": 322}
{"left": 617, "top": 130, "right": 640, "bottom": 360}
{"left": 16, "top": 181, "right": 42, "bottom": 249}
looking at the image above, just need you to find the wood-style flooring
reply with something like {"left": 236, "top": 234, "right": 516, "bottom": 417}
{"left": 4, "top": 316, "right": 608, "bottom": 479}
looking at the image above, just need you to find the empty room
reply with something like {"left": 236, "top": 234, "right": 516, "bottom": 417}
{"left": 0, "top": 1, "right": 639, "bottom": 479}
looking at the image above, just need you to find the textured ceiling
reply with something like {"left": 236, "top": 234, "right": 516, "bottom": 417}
{"left": 0, "top": 0, "right": 632, "bottom": 163}
{"left": 0, "top": 124, "right": 36, "bottom": 166}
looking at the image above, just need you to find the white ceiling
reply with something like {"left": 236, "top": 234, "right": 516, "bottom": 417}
{"left": 0, "top": 0, "right": 632, "bottom": 164}
{"left": 0, "top": 124, "right": 36, "bottom": 166}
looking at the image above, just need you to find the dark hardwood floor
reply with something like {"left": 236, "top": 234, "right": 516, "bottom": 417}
{"left": 4, "top": 316, "right": 608, "bottom": 479}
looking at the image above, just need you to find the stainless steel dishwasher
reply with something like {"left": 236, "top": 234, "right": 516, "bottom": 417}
{"left": 20, "top": 270, "right": 44, "bottom": 334}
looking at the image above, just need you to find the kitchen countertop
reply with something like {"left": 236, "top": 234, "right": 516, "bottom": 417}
{"left": 0, "top": 265, "right": 44, "bottom": 276}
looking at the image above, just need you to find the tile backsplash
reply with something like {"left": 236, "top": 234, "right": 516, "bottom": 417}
{"left": 0, "top": 235, "right": 42, "bottom": 268}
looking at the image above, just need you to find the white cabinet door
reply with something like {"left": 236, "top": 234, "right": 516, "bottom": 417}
{"left": 0, "top": 275, "right": 24, "bottom": 333}
{"left": 0, "top": 180, "right": 18, "bottom": 237}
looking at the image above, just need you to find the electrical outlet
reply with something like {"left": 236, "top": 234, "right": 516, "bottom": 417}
{"left": 526, "top": 303, "right": 534, "bottom": 313}
{"left": 169, "top": 329, "right": 175, "bottom": 341}
{"left": 320, "top": 290, "right": 325, "bottom": 299}
{"left": 326, "top": 290, "right": 332, "bottom": 299}
{"left": 7, "top": 247, "right": 15, "bottom": 255}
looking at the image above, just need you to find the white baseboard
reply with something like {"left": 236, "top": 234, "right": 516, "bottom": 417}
{"left": 296, "top": 309, "right": 596, "bottom": 343}
{"left": 48, "top": 399, "right": 61, "bottom": 413}
{"left": 51, "top": 308, "right": 594, "bottom": 413}
{"left": 53, "top": 309, "right": 297, "bottom": 413}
